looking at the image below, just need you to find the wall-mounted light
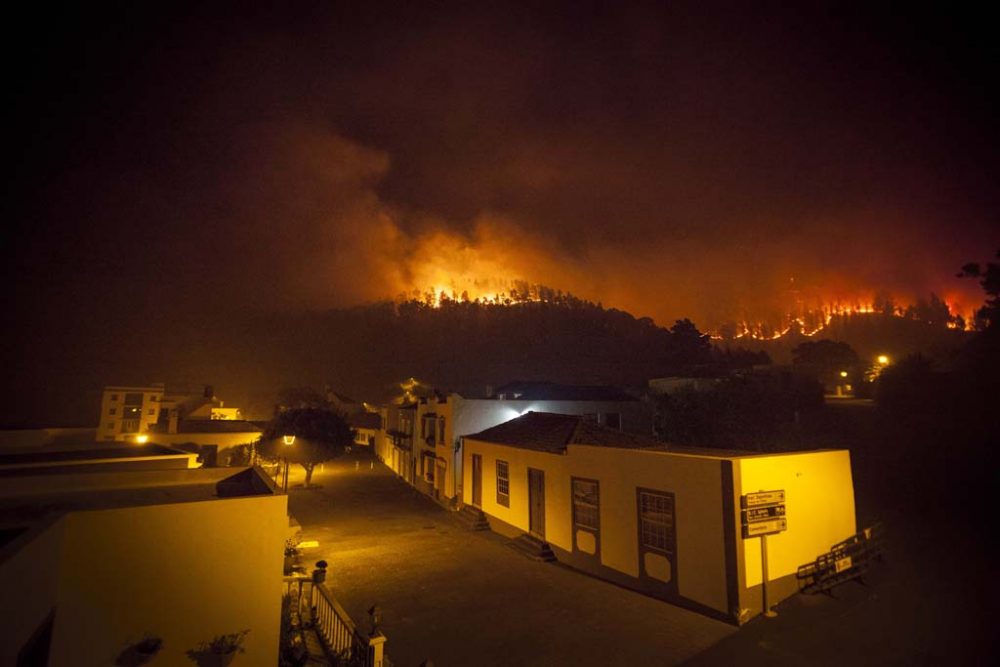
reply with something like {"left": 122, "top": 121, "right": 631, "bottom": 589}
{"left": 135, "top": 434, "right": 149, "bottom": 444}
{"left": 283, "top": 435, "right": 296, "bottom": 446}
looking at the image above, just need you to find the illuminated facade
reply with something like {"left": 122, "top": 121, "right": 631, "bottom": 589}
{"left": 96, "top": 384, "right": 259, "bottom": 464}
{"left": 463, "top": 412, "right": 856, "bottom": 624}
{"left": 0, "top": 466, "right": 286, "bottom": 665}
{"left": 96, "top": 384, "right": 165, "bottom": 442}
{"left": 374, "top": 383, "right": 651, "bottom": 505}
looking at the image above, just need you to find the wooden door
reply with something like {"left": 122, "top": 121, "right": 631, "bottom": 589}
{"left": 471, "top": 454, "right": 482, "bottom": 507}
{"left": 528, "top": 468, "right": 545, "bottom": 538}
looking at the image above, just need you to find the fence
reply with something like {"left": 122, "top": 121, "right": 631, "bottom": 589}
{"left": 283, "top": 575, "right": 389, "bottom": 667}
{"left": 796, "top": 523, "right": 883, "bottom": 594}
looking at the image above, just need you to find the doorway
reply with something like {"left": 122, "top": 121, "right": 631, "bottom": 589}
{"left": 471, "top": 454, "right": 482, "bottom": 507}
{"left": 528, "top": 468, "right": 545, "bottom": 538}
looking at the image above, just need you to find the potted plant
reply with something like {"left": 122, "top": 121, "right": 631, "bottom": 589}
{"left": 206, "top": 630, "right": 249, "bottom": 666}
{"left": 134, "top": 635, "right": 162, "bottom": 658}
{"left": 284, "top": 538, "right": 300, "bottom": 574}
{"left": 114, "top": 634, "right": 162, "bottom": 666}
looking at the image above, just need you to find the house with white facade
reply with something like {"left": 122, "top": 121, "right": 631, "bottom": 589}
{"left": 462, "top": 412, "right": 857, "bottom": 624}
{"left": 97, "top": 384, "right": 261, "bottom": 465}
{"left": 373, "top": 382, "right": 652, "bottom": 505}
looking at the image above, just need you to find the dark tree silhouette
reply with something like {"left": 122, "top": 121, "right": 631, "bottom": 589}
{"left": 959, "top": 249, "right": 1000, "bottom": 329}
{"left": 259, "top": 408, "right": 354, "bottom": 486}
{"left": 669, "top": 318, "right": 712, "bottom": 367}
{"left": 792, "top": 339, "right": 860, "bottom": 387}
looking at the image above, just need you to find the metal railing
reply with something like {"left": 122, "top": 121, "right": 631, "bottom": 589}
{"left": 796, "top": 523, "right": 883, "bottom": 594}
{"left": 283, "top": 574, "right": 389, "bottom": 667}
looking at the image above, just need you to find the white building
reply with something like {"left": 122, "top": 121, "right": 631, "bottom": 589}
{"left": 0, "top": 465, "right": 287, "bottom": 665}
{"left": 463, "top": 412, "right": 857, "bottom": 623}
{"left": 375, "top": 382, "right": 651, "bottom": 504}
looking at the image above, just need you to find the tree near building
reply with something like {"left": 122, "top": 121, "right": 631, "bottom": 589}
{"left": 258, "top": 408, "right": 354, "bottom": 486}
{"left": 792, "top": 339, "right": 860, "bottom": 388}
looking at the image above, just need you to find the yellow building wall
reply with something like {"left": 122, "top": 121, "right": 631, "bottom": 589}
{"left": 0, "top": 519, "right": 66, "bottom": 665}
{"left": 147, "top": 431, "right": 261, "bottom": 452}
{"left": 48, "top": 494, "right": 287, "bottom": 667}
{"left": 566, "top": 446, "right": 730, "bottom": 613}
{"left": 464, "top": 441, "right": 731, "bottom": 614}
{"left": 736, "top": 450, "right": 856, "bottom": 588}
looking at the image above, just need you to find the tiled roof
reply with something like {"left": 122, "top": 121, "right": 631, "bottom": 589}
{"left": 493, "top": 381, "right": 637, "bottom": 402}
{"left": 466, "top": 412, "right": 664, "bottom": 453}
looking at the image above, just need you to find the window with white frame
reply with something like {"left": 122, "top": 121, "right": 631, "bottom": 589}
{"left": 572, "top": 478, "right": 600, "bottom": 531}
{"left": 638, "top": 490, "right": 674, "bottom": 554}
{"left": 496, "top": 460, "right": 510, "bottom": 507}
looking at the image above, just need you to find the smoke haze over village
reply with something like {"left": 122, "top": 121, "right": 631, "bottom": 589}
{"left": 5, "top": 2, "right": 997, "bottom": 423}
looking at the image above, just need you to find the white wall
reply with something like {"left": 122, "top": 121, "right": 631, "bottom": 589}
{"left": 463, "top": 440, "right": 857, "bottom": 619}
{"left": 0, "top": 519, "right": 66, "bottom": 665}
{"left": 736, "top": 450, "right": 856, "bottom": 587}
{"left": 463, "top": 440, "right": 731, "bottom": 614}
{"left": 47, "top": 494, "right": 287, "bottom": 666}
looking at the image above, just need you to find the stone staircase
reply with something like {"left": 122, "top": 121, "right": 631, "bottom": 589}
{"left": 509, "top": 533, "right": 557, "bottom": 562}
{"left": 454, "top": 505, "right": 490, "bottom": 531}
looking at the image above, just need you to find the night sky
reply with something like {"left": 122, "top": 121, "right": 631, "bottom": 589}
{"left": 5, "top": 2, "right": 997, "bottom": 424}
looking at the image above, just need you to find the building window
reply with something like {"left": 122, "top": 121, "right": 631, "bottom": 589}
{"left": 106, "top": 423, "right": 115, "bottom": 430}
{"left": 603, "top": 412, "right": 621, "bottom": 430}
{"left": 638, "top": 490, "right": 675, "bottom": 554}
{"left": 109, "top": 408, "right": 117, "bottom": 415}
{"left": 572, "top": 478, "right": 600, "bottom": 531}
{"left": 148, "top": 409, "right": 155, "bottom": 415}
{"left": 437, "top": 417, "right": 446, "bottom": 445}
{"left": 496, "top": 460, "right": 510, "bottom": 507}
{"left": 110, "top": 394, "right": 118, "bottom": 401}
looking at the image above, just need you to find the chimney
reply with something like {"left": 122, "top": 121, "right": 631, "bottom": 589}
{"left": 203, "top": 384, "right": 214, "bottom": 398}
{"left": 168, "top": 409, "right": 179, "bottom": 435}
{"left": 485, "top": 384, "right": 494, "bottom": 398}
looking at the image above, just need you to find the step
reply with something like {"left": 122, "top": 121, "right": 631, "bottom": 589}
{"left": 455, "top": 505, "right": 490, "bottom": 531}
{"left": 509, "top": 533, "right": 557, "bottom": 562}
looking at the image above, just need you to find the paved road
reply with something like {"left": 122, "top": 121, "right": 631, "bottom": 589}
{"left": 286, "top": 452, "right": 735, "bottom": 667}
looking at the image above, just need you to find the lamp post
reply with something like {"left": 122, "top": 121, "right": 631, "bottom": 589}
{"left": 282, "top": 434, "right": 295, "bottom": 492}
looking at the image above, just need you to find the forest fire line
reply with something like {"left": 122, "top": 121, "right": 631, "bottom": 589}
{"left": 393, "top": 279, "right": 978, "bottom": 341}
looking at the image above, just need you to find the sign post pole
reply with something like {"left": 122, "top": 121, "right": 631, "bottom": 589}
{"left": 761, "top": 534, "right": 777, "bottom": 617}
{"left": 741, "top": 489, "right": 785, "bottom": 619}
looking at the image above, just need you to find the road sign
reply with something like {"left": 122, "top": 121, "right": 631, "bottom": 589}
{"left": 741, "top": 490, "right": 785, "bottom": 508}
{"left": 742, "top": 517, "right": 787, "bottom": 538}
{"left": 742, "top": 505, "right": 786, "bottom": 522}
{"left": 741, "top": 489, "right": 787, "bottom": 538}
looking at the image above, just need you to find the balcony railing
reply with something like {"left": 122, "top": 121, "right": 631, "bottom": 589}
{"left": 283, "top": 575, "right": 389, "bottom": 667}
{"left": 120, "top": 419, "right": 140, "bottom": 434}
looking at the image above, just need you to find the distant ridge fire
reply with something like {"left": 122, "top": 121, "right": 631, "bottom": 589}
{"left": 393, "top": 278, "right": 977, "bottom": 340}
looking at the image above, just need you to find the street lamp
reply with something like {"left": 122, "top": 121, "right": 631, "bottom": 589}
{"left": 282, "top": 435, "right": 295, "bottom": 492}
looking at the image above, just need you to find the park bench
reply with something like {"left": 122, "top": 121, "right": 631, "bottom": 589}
{"left": 796, "top": 523, "right": 883, "bottom": 595}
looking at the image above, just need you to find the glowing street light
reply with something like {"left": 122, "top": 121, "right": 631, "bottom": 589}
{"left": 877, "top": 354, "right": 890, "bottom": 366}
{"left": 839, "top": 371, "right": 848, "bottom": 378}
{"left": 135, "top": 434, "right": 149, "bottom": 444}
{"left": 282, "top": 434, "right": 296, "bottom": 492}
